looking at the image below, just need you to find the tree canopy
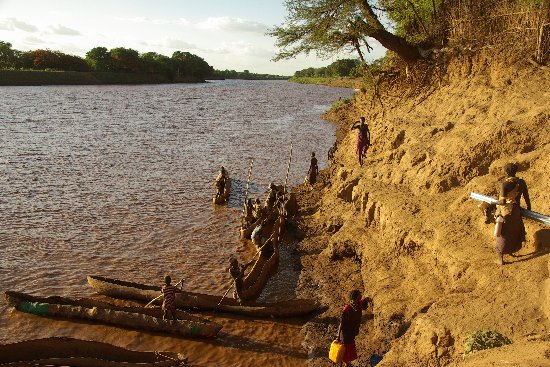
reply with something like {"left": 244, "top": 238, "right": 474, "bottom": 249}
{"left": 269, "top": 0, "right": 436, "bottom": 63}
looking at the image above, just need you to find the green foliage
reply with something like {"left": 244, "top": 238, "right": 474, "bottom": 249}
{"left": 172, "top": 51, "right": 213, "bottom": 79}
{"left": 463, "top": 330, "right": 512, "bottom": 356}
{"left": 86, "top": 47, "right": 110, "bottom": 71}
{"left": 294, "top": 58, "right": 361, "bottom": 78}
{"left": 330, "top": 97, "right": 352, "bottom": 111}
{"left": 380, "top": 0, "right": 442, "bottom": 43}
{"left": 109, "top": 47, "right": 140, "bottom": 73}
{"left": 0, "top": 41, "right": 16, "bottom": 69}
{"left": 213, "top": 69, "right": 289, "bottom": 80}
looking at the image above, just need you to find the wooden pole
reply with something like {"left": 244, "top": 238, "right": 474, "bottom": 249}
{"left": 244, "top": 159, "right": 254, "bottom": 204}
{"left": 283, "top": 141, "right": 293, "bottom": 198}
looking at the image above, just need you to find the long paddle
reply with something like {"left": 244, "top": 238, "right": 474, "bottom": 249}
{"left": 145, "top": 277, "right": 184, "bottom": 308}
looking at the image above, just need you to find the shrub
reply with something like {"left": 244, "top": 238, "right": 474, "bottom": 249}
{"left": 463, "top": 330, "right": 512, "bottom": 356}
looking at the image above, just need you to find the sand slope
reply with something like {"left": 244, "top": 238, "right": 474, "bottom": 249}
{"left": 294, "top": 52, "right": 550, "bottom": 366}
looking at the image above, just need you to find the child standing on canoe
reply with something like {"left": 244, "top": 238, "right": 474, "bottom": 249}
{"left": 162, "top": 275, "right": 182, "bottom": 320}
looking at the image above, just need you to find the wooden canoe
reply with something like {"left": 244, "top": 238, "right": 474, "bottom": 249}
{"left": 4, "top": 291, "right": 222, "bottom": 338}
{"left": 87, "top": 275, "right": 320, "bottom": 318}
{"left": 237, "top": 234, "right": 280, "bottom": 302}
{"left": 213, "top": 177, "right": 231, "bottom": 204}
{"left": 0, "top": 337, "right": 185, "bottom": 367}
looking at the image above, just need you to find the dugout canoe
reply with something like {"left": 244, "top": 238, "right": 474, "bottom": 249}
{"left": 4, "top": 291, "right": 221, "bottom": 338}
{"left": 87, "top": 275, "right": 320, "bottom": 318}
{"left": 237, "top": 223, "right": 281, "bottom": 302}
{"left": 213, "top": 177, "right": 231, "bottom": 204}
{"left": 0, "top": 337, "right": 185, "bottom": 367}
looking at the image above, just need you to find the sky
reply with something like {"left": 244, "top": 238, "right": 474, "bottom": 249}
{"left": 0, "top": 0, "right": 386, "bottom": 75}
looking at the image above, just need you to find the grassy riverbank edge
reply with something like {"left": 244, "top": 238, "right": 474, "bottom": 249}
{"left": 0, "top": 69, "right": 206, "bottom": 86}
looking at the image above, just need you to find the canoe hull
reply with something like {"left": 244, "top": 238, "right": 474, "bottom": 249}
{"left": 87, "top": 275, "right": 319, "bottom": 318}
{"left": 0, "top": 337, "right": 184, "bottom": 367}
{"left": 4, "top": 291, "right": 221, "bottom": 338}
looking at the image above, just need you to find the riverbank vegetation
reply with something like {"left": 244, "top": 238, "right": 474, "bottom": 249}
{"left": 0, "top": 42, "right": 289, "bottom": 85}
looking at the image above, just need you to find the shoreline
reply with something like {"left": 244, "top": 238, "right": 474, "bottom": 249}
{"left": 0, "top": 69, "right": 206, "bottom": 86}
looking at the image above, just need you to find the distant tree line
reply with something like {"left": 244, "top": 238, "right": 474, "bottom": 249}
{"left": 213, "top": 69, "right": 289, "bottom": 80}
{"left": 293, "top": 58, "right": 362, "bottom": 78}
{"left": 0, "top": 41, "right": 214, "bottom": 80}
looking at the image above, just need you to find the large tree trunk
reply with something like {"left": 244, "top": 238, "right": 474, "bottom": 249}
{"left": 357, "top": 0, "right": 422, "bottom": 63}
{"left": 370, "top": 28, "right": 421, "bottom": 63}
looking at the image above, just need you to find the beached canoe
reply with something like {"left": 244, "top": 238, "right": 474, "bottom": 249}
{"left": 0, "top": 337, "right": 185, "bottom": 367}
{"left": 87, "top": 275, "right": 320, "bottom": 318}
{"left": 213, "top": 177, "right": 231, "bottom": 204}
{"left": 4, "top": 291, "right": 222, "bottom": 338}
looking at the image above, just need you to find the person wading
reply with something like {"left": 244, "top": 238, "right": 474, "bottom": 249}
{"left": 214, "top": 166, "right": 227, "bottom": 198}
{"left": 306, "top": 152, "right": 319, "bottom": 185}
{"left": 351, "top": 117, "right": 371, "bottom": 167}
{"left": 337, "top": 289, "right": 372, "bottom": 366}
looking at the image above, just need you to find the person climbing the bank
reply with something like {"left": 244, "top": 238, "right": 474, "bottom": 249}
{"left": 351, "top": 116, "right": 371, "bottom": 167}
{"left": 337, "top": 289, "right": 372, "bottom": 366}
{"left": 483, "top": 163, "right": 531, "bottom": 223}
{"left": 161, "top": 275, "right": 182, "bottom": 321}
{"left": 214, "top": 166, "right": 227, "bottom": 198}
{"left": 306, "top": 152, "right": 319, "bottom": 186}
{"left": 494, "top": 175, "right": 527, "bottom": 265}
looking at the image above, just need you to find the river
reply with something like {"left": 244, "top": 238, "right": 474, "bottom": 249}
{"left": 0, "top": 80, "right": 354, "bottom": 366}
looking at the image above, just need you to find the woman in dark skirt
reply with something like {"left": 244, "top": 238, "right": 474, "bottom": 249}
{"left": 337, "top": 289, "right": 371, "bottom": 366}
{"left": 495, "top": 179, "right": 526, "bottom": 265}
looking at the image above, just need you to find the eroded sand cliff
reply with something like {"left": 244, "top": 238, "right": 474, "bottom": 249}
{"left": 292, "top": 52, "right": 550, "bottom": 366}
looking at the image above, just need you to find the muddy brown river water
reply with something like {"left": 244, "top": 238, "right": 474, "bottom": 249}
{"left": 0, "top": 80, "right": 354, "bottom": 366}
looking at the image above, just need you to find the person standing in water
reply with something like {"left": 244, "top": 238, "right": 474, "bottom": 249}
{"left": 351, "top": 117, "right": 371, "bottom": 167}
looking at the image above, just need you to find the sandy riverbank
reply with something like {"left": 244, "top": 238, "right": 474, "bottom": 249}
{"left": 289, "top": 50, "right": 550, "bottom": 366}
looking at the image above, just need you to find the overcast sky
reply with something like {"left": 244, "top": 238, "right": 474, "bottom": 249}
{"left": 0, "top": 0, "right": 386, "bottom": 75}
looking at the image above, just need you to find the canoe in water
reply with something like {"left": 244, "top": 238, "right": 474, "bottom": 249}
{"left": 0, "top": 337, "right": 186, "bottom": 367}
{"left": 87, "top": 275, "right": 320, "bottom": 318}
{"left": 237, "top": 217, "right": 283, "bottom": 302}
{"left": 213, "top": 177, "right": 231, "bottom": 204}
{"left": 4, "top": 291, "right": 222, "bottom": 338}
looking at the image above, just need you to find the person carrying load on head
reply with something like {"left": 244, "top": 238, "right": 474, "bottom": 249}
{"left": 494, "top": 173, "right": 527, "bottom": 265}
{"left": 161, "top": 275, "right": 182, "bottom": 320}
{"left": 306, "top": 152, "right": 319, "bottom": 185}
{"left": 482, "top": 163, "right": 531, "bottom": 224}
{"left": 351, "top": 116, "right": 371, "bottom": 167}
{"left": 214, "top": 166, "right": 227, "bottom": 198}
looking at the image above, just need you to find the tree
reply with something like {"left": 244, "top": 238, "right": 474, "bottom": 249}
{"left": 86, "top": 47, "right": 110, "bottom": 71}
{"left": 328, "top": 58, "right": 360, "bottom": 76}
{"left": 109, "top": 47, "right": 141, "bottom": 73}
{"left": 172, "top": 51, "right": 214, "bottom": 78}
{"left": 269, "top": 0, "right": 424, "bottom": 64}
{"left": 0, "top": 41, "right": 16, "bottom": 69}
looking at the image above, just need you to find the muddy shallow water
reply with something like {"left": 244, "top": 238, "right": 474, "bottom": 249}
{"left": 0, "top": 80, "right": 354, "bottom": 366}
